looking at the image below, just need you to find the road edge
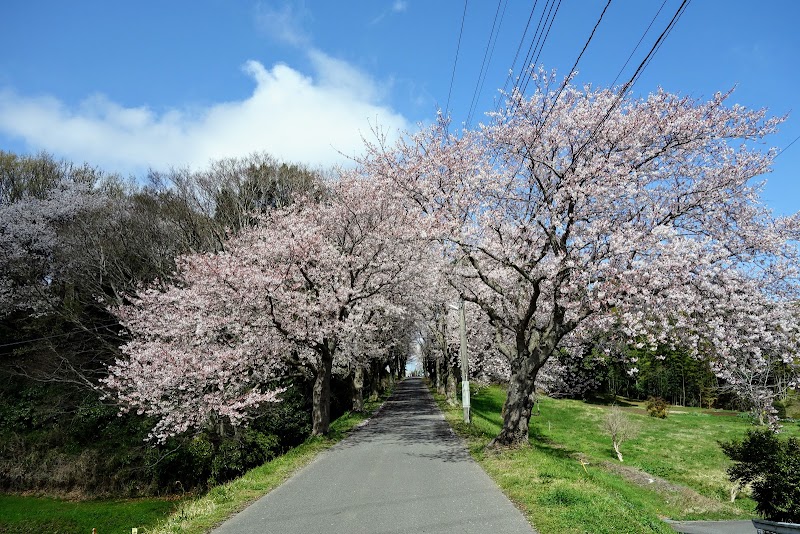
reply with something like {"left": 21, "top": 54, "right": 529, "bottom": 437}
{"left": 150, "top": 390, "right": 394, "bottom": 534}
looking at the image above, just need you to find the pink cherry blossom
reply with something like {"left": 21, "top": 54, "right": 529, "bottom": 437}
{"left": 360, "top": 71, "right": 800, "bottom": 445}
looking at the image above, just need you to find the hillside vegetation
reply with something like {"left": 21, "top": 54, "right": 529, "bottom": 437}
{"left": 0, "top": 400, "right": 386, "bottom": 534}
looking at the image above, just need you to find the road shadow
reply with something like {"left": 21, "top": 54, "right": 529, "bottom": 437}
{"left": 336, "top": 378, "right": 471, "bottom": 463}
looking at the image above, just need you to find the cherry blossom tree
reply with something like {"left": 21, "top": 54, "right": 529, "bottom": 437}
{"left": 0, "top": 175, "right": 108, "bottom": 318}
{"left": 336, "top": 308, "right": 418, "bottom": 411}
{"left": 701, "top": 282, "right": 800, "bottom": 426}
{"left": 362, "top": 71, "right": 800, "bottom": 446}
{"left": 105, "top": 171, "right": 429, "bottom": 440}
{"left": 536, "top": 347, "right": 606, "bottom": 399}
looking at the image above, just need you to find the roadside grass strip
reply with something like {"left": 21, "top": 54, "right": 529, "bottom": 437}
{"left": 150, "top": 397, "right": 388, "bottom": 534}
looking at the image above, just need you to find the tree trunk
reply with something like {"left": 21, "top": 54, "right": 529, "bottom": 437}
{"left": 351, "top": 365, "right": 364, "bottom": 412}
{"left": 397, "top": 353, "right": 407, "bottom": 380}
{"left": 435, "top": 355, "right": 445, "bottom": 394}
{"left": 388, "top": 356, "right": 397, "bottom": 387}
{"left": 446, "top": 367, "right": 458, "bottom": 405}
{"left": 311, "top": 345, "right": 333, "bottom": 436}
{"left": 381, "top": 366, "right": 390, "bottom": 391}
{"left": 489, "top": 359, "right": 538, "bottom": 448}
{"left": 613, "top": 440, "right": 624, "bottom": 462}
{"left": 369, "top": 360, "right": 380, "bottom": 401}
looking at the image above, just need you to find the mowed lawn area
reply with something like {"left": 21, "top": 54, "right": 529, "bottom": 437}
{"left": 0, "top": 494, "right": 180, "bottom": 534}
{"left": 437, "top": 384, "right": 800, "bottom": 534}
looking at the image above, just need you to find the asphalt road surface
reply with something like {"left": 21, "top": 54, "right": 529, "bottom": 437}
{"left": 212, "top": 378, "right": 536, "bottom": 534}
{"left": 666, "top": 520, "right": 756, "bottom": 534}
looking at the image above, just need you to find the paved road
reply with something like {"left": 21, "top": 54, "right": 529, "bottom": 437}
{"left": 212, "top": 378, "right": 536, "bottom": 534}
{"left": 666, "top": 520, "right": 756, "bottom": 534}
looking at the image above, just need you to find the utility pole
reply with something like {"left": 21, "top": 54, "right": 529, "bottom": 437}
{"left": 458, "top": 299, "right": 470, "bottom": 423}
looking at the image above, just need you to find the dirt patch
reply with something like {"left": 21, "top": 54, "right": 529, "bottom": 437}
{"left": 603, "top": 461, "right": 687, "bottom": 493}
{"left": 601, "top": 461, "right": 741, "bottom": 516}
{"left": 589, "top": 401, "right": 740, "bottom": 418}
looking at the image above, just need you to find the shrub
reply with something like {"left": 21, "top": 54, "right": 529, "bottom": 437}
{"left": 209, "top": 430, "right": 279, "bottom": 486}
{"left": 646, "top": 396, "right": 669, "bottom": 418}
{"left": 601, "top": 405, "right": 639, "bottom": 462}
{"left": 773, "top": 400, "right": 787, "bottom": 420}
{"left": 149, "top": 434, "right": 214, "bottom": 491}
{"left": 721, "top": 428, "right": 800, "bottom": 523}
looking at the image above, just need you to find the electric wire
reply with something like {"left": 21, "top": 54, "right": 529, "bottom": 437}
{"left": 775, "top": 133, "right": 800, "bottom": 159}
{"left": 445, "top": 0, "right": 470, "bottom": 121}
{"left": 571, "top": 0, "right": 691, "bottom": 163}
{"left": 506, "top": 0, "right": 563, "bottom": 117}
{"left": 530, "top": 0, "right": 561, "bottom": 73}
{"left": 633, "top": 0, "right": 689, "bottom": 86}
{"left": 499, "top": 1, "right": 539, "bottom": 103}
{"left": 519, "top": 0, "right": 563, "bottom": 97}
{"left": 466, "top": 0, "right": 507, "bottom": 128}
{"left": 610, "top": 0, "right": 668, "bottom": 89}
{"left": 520, "top": 0, "right": 612, "bottom": 138}
{"left": 512, "top": 0, "right": 557, "bottom": 102}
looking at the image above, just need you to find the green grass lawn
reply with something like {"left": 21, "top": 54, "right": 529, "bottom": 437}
{"left": 436, "top": 384, "right": 800, "bottom": 534}
{"left": 0, "top": 494, "right": 179, "bottom": 533}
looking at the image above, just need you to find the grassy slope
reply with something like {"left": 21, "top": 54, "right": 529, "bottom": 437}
{"left": 436, "top": 384, "right": 800, "bottom": 534}
{"left": 0, "top": 397, "right": 387, "bottom": 534}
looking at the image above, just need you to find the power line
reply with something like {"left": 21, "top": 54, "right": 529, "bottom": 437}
{"left": 506, "top": 0, "right": 563, "bottom": 117}
{"left": 466, "top": 0, "right": 508, "bottom": 127}
{"left": 499, "top": 1, "right": 539, "bottom": 102}
{"left": 500, "top": 0, "right": 611, "bottom": 160}
{"left": 513, "top": 0, "right": 558, "bottom": 99}
{"left": 610, "top": 0, "right": 668, "bottom": 89}
{"left": 573, "top": 0, "right": 612, "bottom": 69}
{"left": 445, "top": 0, "right": 470, "bottom": 121}
{"left": 519, "top": 0, "right": 611, "bottom": 134}
{"left": 519, "top": 0, "right": 563, "bottom": 97}
{"left": 776, "top": 133, "right": 800, "bottom": 159}
{"left": 632, "top": 0, "right": 689, "bottom": 87}
{"left": 571, "top": 0, "right": 691, "bottom": 163}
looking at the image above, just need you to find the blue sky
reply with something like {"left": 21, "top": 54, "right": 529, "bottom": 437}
{"left": 1, "top": 1, "right": 798, "bottom": 215}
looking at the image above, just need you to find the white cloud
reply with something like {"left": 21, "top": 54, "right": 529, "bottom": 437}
{"left": 308, "top": 50, "right": 387, "bottom": 102}
{"left": 392, "top": 1, "right": 408, "bottom": 13}
{"left": 0, "top": 52, "right": 410, "bottom": 175}
{"left": 254, "top": 2, "right": 311, "bottom": 46}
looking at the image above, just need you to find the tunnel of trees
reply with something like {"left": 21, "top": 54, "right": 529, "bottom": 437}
{"left": 2, "top": 79, "right": 799, "bottom": 494}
